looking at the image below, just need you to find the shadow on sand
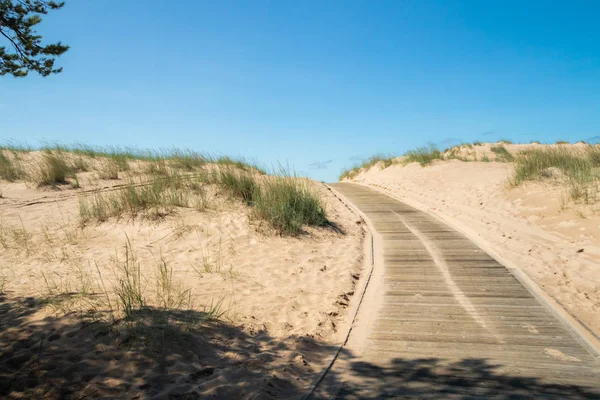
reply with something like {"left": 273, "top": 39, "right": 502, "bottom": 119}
{"left": 1, "top": 294, "right": 599, "bottom": 399}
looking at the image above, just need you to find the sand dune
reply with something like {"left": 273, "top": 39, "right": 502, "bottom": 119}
{"left": 0, "top": 150, "right": 365, "bottom": 399}
{"left": 347, "top": 144, "right": 600, "bottom": 341}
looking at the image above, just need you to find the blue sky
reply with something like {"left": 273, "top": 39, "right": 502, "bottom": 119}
{"left": 2, "top": 1, "right": 599, "bottom": 181}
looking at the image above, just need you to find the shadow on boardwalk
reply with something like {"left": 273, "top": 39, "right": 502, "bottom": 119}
{"left": 314, "top": 356, "right": 600, "bottom": 399}
{"left": 1, "top": 294, "right": 598, "bottom": 399}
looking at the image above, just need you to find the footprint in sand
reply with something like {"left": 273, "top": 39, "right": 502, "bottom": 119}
{"left": 522, "top": 323, "right": 539, "bottom": 334}
{"left": 543, "top": 348, "right": 581, "bottom": 362}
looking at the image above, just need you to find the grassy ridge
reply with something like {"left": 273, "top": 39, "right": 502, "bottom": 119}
{"left": 80, "top": 166, "right": 327, "bottom": 235}
{"left": 0, "top": 142, "right": 267, "bottom": 180}
{"left": 404, "top": 143, "right": 442, "bottom": 166}
{"left": 0, "top": 142, "right": 327, "bottom": 235}
{"left": 511, "top": 145, "right": 600, "bottom": 204}
{"left": 490, "top": 145, "right": 515, "bottom": 162}
{"left": 339, "top": 145, "right": 443, "bottom": 180}
{"left": 254, "top": 172, "right": 327, "bottom": 235}
{"left": 338, "top": 154, "right": 395, "bottom": 181}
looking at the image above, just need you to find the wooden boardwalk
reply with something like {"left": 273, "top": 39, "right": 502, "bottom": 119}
{"left": 318, "top": 183, "right": 600, "bottom": 399}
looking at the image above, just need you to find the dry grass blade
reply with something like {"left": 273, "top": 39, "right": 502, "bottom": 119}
{"left": 512, "top": 145, "right": 600, "bottom": 204}
{"left": 404, "top": 143, "right": 442, "bottom": 166}
{"left": 113, "top": 237, "right": 145, "bottom": 320}
{"left": 490, "top": 145, "right": 515, "bottom": 162}
{"left": 339, "top": 154, "right": 396, "bottom": 180}
{"left": 0, "top": 151, "right": 24, "bottom": 181}
{"left": 31, "top": 151, "right": 75, "bottom": 187}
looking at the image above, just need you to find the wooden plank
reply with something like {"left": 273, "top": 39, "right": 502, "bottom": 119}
{"left": 318, "top": 183, "right": 600, "bottom": 398}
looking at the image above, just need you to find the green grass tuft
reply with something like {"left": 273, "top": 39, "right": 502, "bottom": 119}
{"left": 404, "top": 143, "right": 442, "bottom": 166}
{"left": 511, "top": 145, "right": 600, "bottom": 204}
{"left": 253, "top": 172, "right": 327, "bottom": 235}
{"left": 0, "top": 152, "right": 24, "bottom": 181}
{"left": 339, "top": 165, "right": 361, "bottom": 181}
{"left": 32, "top": 152, "right": 75, "bottom": 186}
{"left": 79, "top": 170, "right": 206, "bottom": 222}
{"left": 339, "top": 154, "right": 395, "bottom": 180}
{"left": 490, "top": 145, "right": 515, "bottom": 162}
{"left": 213, "top": 168, "right": 259, "bottom": 204}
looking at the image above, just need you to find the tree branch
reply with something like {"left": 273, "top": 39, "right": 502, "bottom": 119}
{"left": 0, "top": 27, "right": 25, "bottom": 58}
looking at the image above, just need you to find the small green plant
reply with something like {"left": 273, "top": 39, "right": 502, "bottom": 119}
{"left": 98, "top": 160, "right": 120, "bottom": 180}
{"left": 0, "top": 152, "right": 24, "bottom": 181}
{"left": 253, "top": 172, "right": 328, "bottom": 235}
{"left": 169, "top": 149, "right": 207, "bottom": 171}
{"left": 32, "top": 152, "right": 74, "bottom": 186}
{"left": 481, "top": 155, "right": 490, "bottom": 162}
{"left": 499, "top": 139, "right": 513, "bottom": 144}
{"left": 113, "top": 238, "right": 145, "bottom": 320}
{"left": 71, "top": 157, "right": 89, "bottom": 172}
{"left": 216, "top": 168, "right": 259, "bottom": 204}
{"left": 79, "top": 171, "right": 205, "bottom": 222}
{"left": 511, "top": 145, "right": 600, "bottom": 205}
{"left": 473, "top": 141, "right": 483, "bottom": 146}
{"left": 0, "top": 269, "right": 8, "bottom": 294}
{"left": 214, "top": 155, "right": 266, "bottom": 174}
{"left": 0, "top": 217, "right": 31, "bottom": 255}
{"left": 404, "top": 143, "right": 442, "bottom": 166}
{"left": 556, "top": 140, "right": 570, "bottom": 145}
{"left": 145, "top": 158, "right": 170, "bottom": 176}
{"left": 155, "top": 257, "right": 191, "bottom": 311}
{"left": 339, "top": 165, "right": 361, "bottom": 181}
{"left": 339, "top": 154, "right": 395, "bottom": 180}
{"left": 490, "top": 145, "right": 515, "bottom": 162}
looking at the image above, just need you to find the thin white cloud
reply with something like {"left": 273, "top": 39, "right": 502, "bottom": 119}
{"left": 309, "top": 159, "right": 333, "bottom": 169}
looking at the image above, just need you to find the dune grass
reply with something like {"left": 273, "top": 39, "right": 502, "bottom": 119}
{"left": 3, "top": 142, "right": 325, "bottom": 234}
{"left": 0, "top": 142, "right": 266, "bottom": 182}
{"left": 210, "top": 167, "right": 327, "bottom": 234}
{"left": 213, "top": 168, "right": 259, "bottom": 205}
{"left": 80, "top": 163, "right": 327, "bottom": 235}
{"left": 511, "top": 145, "right": 600, "bottom": 204}
{"left": 98, "top": 160, "right": 121, "bottom": 180}
{"left": 31, "top": 151, "right": 76, "bottom": 186}
{"left": 339, "top": 154, "right": 395, "bottom": 180}
{"left": 339, "top": 166, "right": 361, "bottom": 181}
{"left": 444, "top": 144, "right": 476, "bottom": 162}
{"left": 0, "top": 152, "right": 24, "bottom": 181}
{"left": 556, "top": 140, "right": 570, "bottom": 145}
{"left": 79, "top": 170, "right": 207, "bottom": 222}
{"left": 254, "top": 172, "right": 327, "bottom": 235}
{"left": 404, "top": 143, "right": 442, "bottom": 166}
{"left": 490, "top": 145, "right": 515, "bottom": 162}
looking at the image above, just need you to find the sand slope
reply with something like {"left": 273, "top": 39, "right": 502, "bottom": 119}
{"left": 0, "top": 154, "right": 365, "bottom": 399}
